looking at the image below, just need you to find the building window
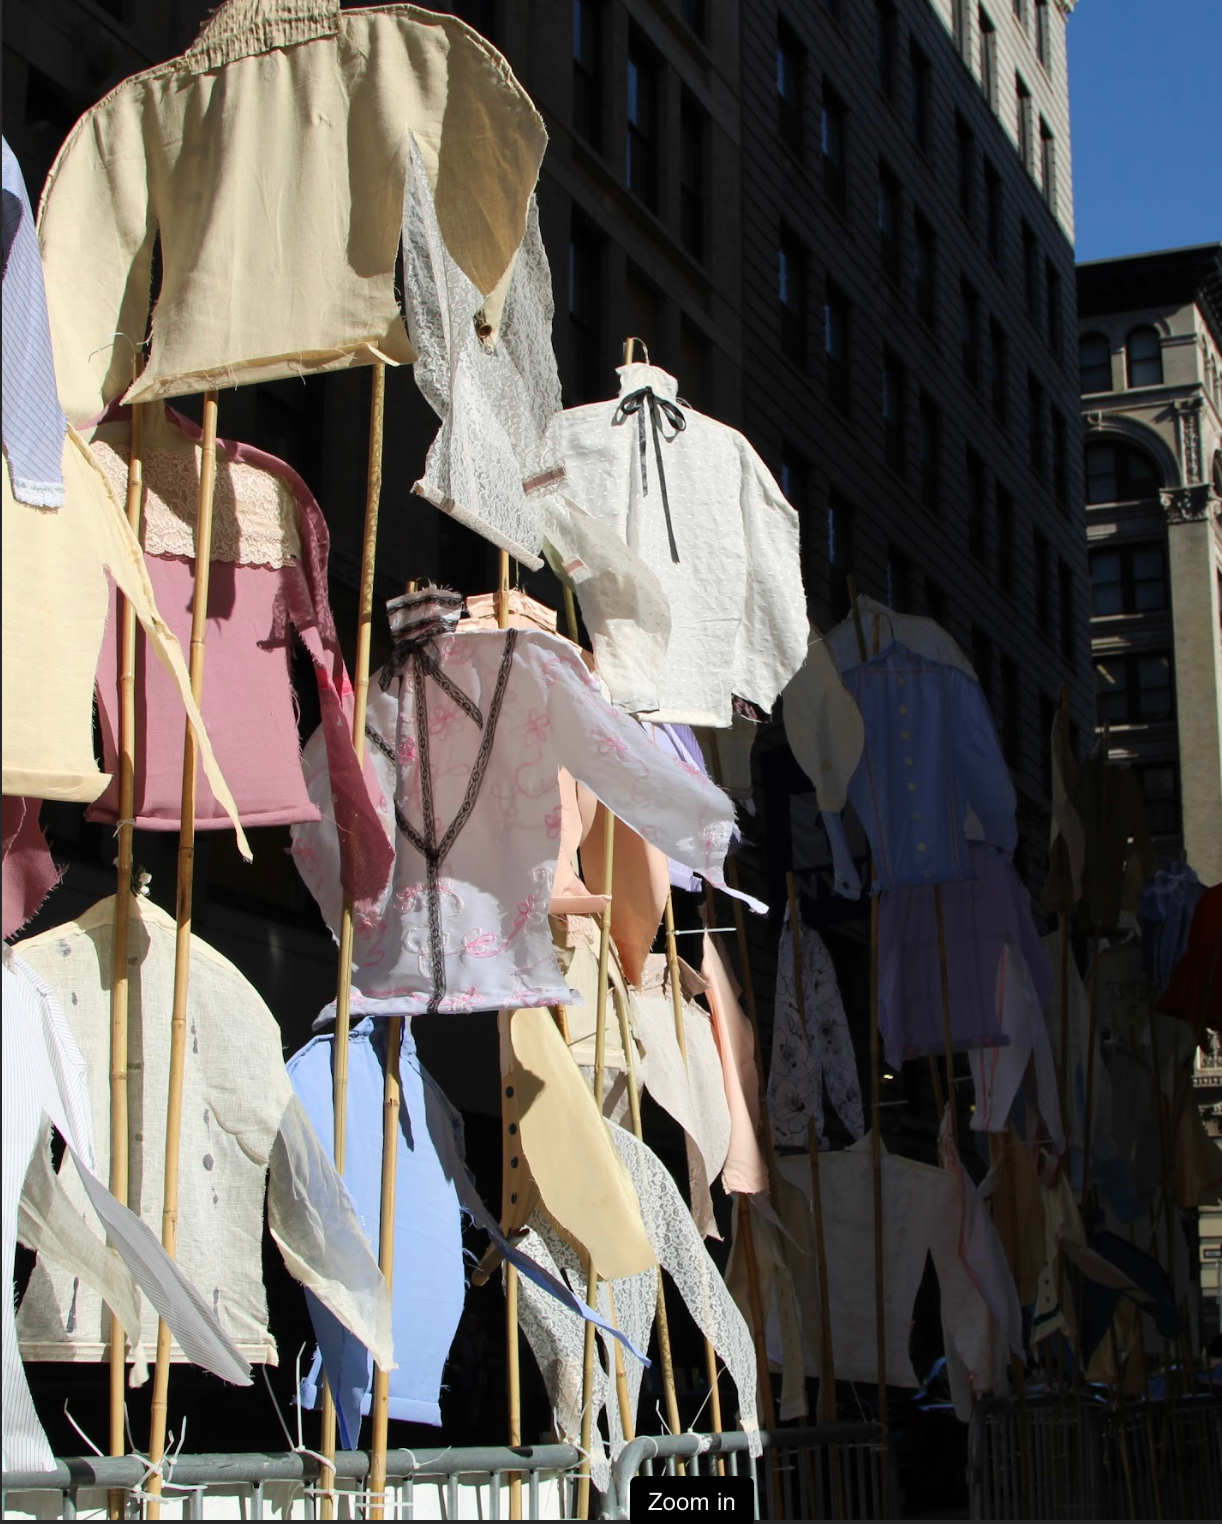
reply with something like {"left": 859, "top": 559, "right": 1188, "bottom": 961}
{"left": 1039, "top": 118, "right": 1057, "bottom": 212}
{"left": 875, "top": 2, "right": 896, "bottom": 97}
{"left": 1126, "top": 326, "right": 1164, "bottom": 387}
{"left": 828, "top": 488, "right": 855, "bottom": 619}
{"left": 1027, "top": 371, "right": 1045, "bottom": 477}
{"left": 914, "top": 213, "right": 936, "bottom": 325}
{"left": 568, "top": 218, "right": 604, "bottom": 404}
{"left": 961, "top": 276, "right": 981, "bottom": 387}
{"left": 1034, "top": 529, "right": 1051, "bottom": 632}
{"left": 971, "top": 623, "right": 994, "bottom": 700}
{"left": 572, "top": 0, "right": 603, "bottom": 151}
{"left": 1039, "top": 690, "right": 1055, "bottom": 795}
{"left": 1013, "top": 0, "right": 1027, "bottom": 28}
{"left": 910, "top": 40, "right": 931, "bottom": 151}
{"left": 781, "top": 442, "right": 811, "bottom": 511}
{"left": 1090, "top": 542, "right": 1168, "bottom": 615}
{"left": 989, "top": 317, "right": 1009, "bottom": 423}
{"left": 984, "top": 159, "right": 1003, "bottom": 263}
{"left": 1045, "top": 260, "right": 1062, "bottom": 355}
{"left": 679, "top": 92, "right": 706, "bottom": 260}
{"left": 1094, "top": 653, "right": 1174, "bottom": 724}
{"left": 918, "top": 390, "right": 941, "bottom": 511}
{"left": 777, "top": 19, "right": 804, "bottom": 156}
{"left": 879, "top": 161, "right": 901, "bottom": 284}
{"left": 626, "top": 263, "right": 661, "bottom": 357}
{"left": 967, "top": 449, "right": 987, "bottom": 561}
{"left": 821, "top": 83, "right": 848, "bottom": 213}
{"left": 680, "top": 319, "right": 708, "bottom": 410}
{"left": 626, "top": 32, "right": 658, "bottom": 210}
{"left": 979, "top": 8, "right": 998, "bottom": 108}
{"left": 925, "top": 577, "right": 948, "bottom": 630}
{"left": 1035, "top": 0, "right": 1052, "bottom": 71}
{"left": 1051, "top": 408, "right": 1068, "bottom": 509}
{"left": 1085, "top": 441, "right": 1160, "bottom": 504}
{"left": 1058, "top": 558, "right": 1075, "bottom": 661}
{"left": 996, "top": 485, "right": 1015, "bottom": 592}
{"left": 1021, "top": 219, "right": 1038, "bottom": 319}
{"left": 1016, "top": 75, "right": 1033, "bottom": 172}
{"left": 1136, "top": 764, "right": 1180, "bottom": 837}
{"left": 1079, "top": 332, "right": 1112, "bottom": 393}
{"left": 883, "top": 349, "right": 907, "bottom": 475}
{"left": 952, "top": 0, "right": 970, "bottom": 61}
{"left": 886, "top": 542, "right": 911, "bottom": 611}
{"left": 955, "top": 112, "right": 975, "bottom": 220}
{"left": 682, "top": 0, "right": 705, "bottom": 38}
{"left": 778, "top": 228, "right": 809, "bottom": 370}
{"left": 825, "top": 278, "right": 851, "bottom": 413}
{"left": 453, "top": 1, "right": 497, "bottom": 41}
{"left": 1000, "top": 656, "right": 1021, "bottom": 765}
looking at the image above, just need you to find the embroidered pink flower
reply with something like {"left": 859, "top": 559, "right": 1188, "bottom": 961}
{"left": 397, "top": 735, "right": 418, "bottom": 764}
{"left": 394, "top": 885, "right": 424, "bottom": 914}
{"left": 438, "top": 986, "right": 480, "bottom": 1013}
{"left": 429, "top": 704, "right": 458, "bottom": 739}
{"left": 524, "top": 708, "right": 549, "bottom": 745}
{"left": 544, "top": 806, "right": 563, "bottom": 839}
{"left": 593, "top": 726, "right": 629, "bottom": 763}
{"left": 463, "top": 928, "right": 502, "bottom": 957}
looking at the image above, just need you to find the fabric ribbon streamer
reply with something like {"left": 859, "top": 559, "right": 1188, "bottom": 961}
{"left": 612, "top": 387, "right": 686, "bottom": 563}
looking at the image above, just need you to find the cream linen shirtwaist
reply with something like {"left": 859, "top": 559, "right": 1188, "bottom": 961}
{"left": 37, "top": 0, "right": 547, "bottom": 422}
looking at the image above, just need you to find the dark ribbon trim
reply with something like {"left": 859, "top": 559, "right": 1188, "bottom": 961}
{"left": 380, "top": 630, "right": 519, "bottom": 1014}
{"left": 612, "top": 386, "right": 686, "bottom": 563}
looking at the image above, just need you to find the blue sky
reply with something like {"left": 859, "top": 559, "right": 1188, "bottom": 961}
{"left": 1068, "top": 0, "right": 1222, "bottom": 261}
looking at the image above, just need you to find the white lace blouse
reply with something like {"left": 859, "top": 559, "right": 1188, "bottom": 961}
{"left": 291, "top": 616, "right": 743, "bottom": 1017}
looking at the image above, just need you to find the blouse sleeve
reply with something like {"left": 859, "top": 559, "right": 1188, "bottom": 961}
{"left": 542, "top": 640, "right": 740, "bottom": 892}
{"left": 949, "top": 668, "right": 1018, "bottom": 857}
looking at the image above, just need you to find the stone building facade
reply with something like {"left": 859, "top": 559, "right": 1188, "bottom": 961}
{"left": 1078, "top": 244, "right": 1222, "bottom": 881}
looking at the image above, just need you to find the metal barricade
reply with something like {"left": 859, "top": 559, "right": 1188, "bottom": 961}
{"left": 1, "top": 1443, "right": 583, "bottom": 1519}
{"left": 968, "top": 1394, "right": 1106, "bottom": 1520}
{"left": 609, "top": 1424, "right": 887, "bottom": 1521}
{"left": 1102, "top": 1396, "right": 1222, "bottom": 1521}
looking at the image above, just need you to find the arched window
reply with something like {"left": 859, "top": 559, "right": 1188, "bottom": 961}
{"left": 1126, "top": 326, "right": 1163, "bottom": 387}
{"left": 1085, "top": 440, "right": 1160, "bottom": 504}
{"left": 1079, "top": 332, "right": 1112, "bottom": 393}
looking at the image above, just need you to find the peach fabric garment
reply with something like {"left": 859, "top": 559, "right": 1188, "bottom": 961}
{"left": 504, "top": 1006, "right": 655, "bottom": 1281}
{"left": 700, "top": 932, "right": 768, "bottom": 1195}
{"left": 2, "top": 429, "right": 248, "bottom": 855}
{"left": 38, "top": 0, "right": 547, "bottom": 423}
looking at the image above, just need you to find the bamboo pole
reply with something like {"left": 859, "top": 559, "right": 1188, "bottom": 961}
{"left": 784, "top": 871, "right": 837, "bottom": 1423}
{"left": 107, "top": 400, "right": 144, "bottom": 1520}
{"left": 576, "top": 809, "right": 617, "bottom": 1520}
{"left": 145, "top": 391, "right": 220, "bottom": 1518}
{"left": 662, "top": 892, "right": 724, "bottom": 1462}
{"left": 847, "top": 587, "right": 892, "bottom": 1518}
{"left": 317, "top": 360, "right": 386, "bottom": 1516}
{"left": 367, "top": 1013, "right": 404, "bottom": 1521}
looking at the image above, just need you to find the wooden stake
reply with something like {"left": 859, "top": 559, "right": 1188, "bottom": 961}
{"left": 577, "top": 809, "right": 617, "bottom": 1520}
{"left": 145, "top": 391, "right": 220, "bottom": 1517}
{"left": 107, "top": 400, "right": 144, "bottom": 1520}
{"left": 367, "top": 1014, "right": 404, "bottom": 1521}
{"left": 784, "top": 872, "right": 837, "bottom": 1423}
{"left": 318, "top": 360, "right": 386, "bottom": 1516}
{"left": 662, "top": 891, "right": 724, "bottom": 1458}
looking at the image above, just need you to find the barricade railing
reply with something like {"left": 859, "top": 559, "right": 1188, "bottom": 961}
{"left": 969, "top": 1391, "right": 1222, "bottom": 1521}
{"left": 609, "top": 1423, "right": 888, "bottom": 1521}
{"left": 1, "top": 1442, "right": 583, "bottom": 1520}
{"left": 1103, "top": 1395, "right": 1222, "bottom": 1521}
{"left": 968, "top": 1393, "right": 1106, "bottom": 1520}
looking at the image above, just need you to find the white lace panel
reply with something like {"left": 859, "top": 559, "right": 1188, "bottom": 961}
{"left": 514, "top": 1125, "right": 761, "bottom": 1490}
{"left": 91, "top": 439, "right": 301, "bottom": 567}
{"left": 402, "top": 136, "right": 562, "bottom": 567}
{"left": 767, "top": 916, "right": 865, "bottom": 1149}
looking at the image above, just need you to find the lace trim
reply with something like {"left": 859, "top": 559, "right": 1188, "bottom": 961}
{"left": 91, "top": 441, "right": 301, "bottom": 567}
